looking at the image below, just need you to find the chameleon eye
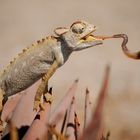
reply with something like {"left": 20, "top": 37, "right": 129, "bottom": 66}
{"left": 71, "top": 22, "right": 86, "bottom": 34}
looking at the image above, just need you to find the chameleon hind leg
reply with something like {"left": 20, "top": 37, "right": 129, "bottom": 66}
{"left": 0, "top": 89, "right": 3, "bottom": 115}
{"left": 33, "top": 61, "right": 58, "bottom": 111}
{"left": 0, "top": 88, "right": 5, "bottom": 134}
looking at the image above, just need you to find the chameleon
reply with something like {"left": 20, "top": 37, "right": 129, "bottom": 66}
{"left": 0, "top": 20, "right": 140, "bottom": 116}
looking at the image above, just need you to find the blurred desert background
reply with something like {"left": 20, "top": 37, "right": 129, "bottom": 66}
{"left": 0, "top": 0, "right": 140, "bottom": 139}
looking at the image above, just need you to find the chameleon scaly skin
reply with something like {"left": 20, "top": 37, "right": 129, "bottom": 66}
{"left": 0, "top": 21, "right": 103, "bottom": 110}
{"left": 0, "top": 20, "right": 140, "bottom": 113}
{"left": 0, "top": 37, "right": 71, "bottom": 97}
{"left": 0, "top": 20, "right": 139, "bottom": 122}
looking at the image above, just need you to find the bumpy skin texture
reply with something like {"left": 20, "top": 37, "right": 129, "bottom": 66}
{"left": 0, "top": 37, "right": 72, "bottom": 97}
{"left": 0, "top": 20, "right": 139, "bottom": 118}
{"left": 1, "top": 20, "right": 140, "bottom": 132}
{"left": 0, "top": 21, "right": 103, "bottom": 108}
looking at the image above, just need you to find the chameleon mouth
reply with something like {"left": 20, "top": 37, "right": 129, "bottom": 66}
{"left": 80, "top": 34, "right": 103, "bottom": 43}
{"left": 79, "top": 26, "right": 98, "bottom": 43}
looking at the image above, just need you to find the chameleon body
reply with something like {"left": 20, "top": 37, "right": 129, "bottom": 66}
{"left": 0, "top": 21, "right": 103, "bottom": 112}
{"left": 0, "top": 20, "right": 140, "bottom": 116}
{"left": 0, "top": 37, "right": 71, "bottom": 97}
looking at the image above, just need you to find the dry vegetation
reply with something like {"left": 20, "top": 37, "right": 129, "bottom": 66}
{"left": 0, "top": 66, "right": 140, "bottom": 140}
{"left": 0, "top": 66, "right": 110, "bottom": 140}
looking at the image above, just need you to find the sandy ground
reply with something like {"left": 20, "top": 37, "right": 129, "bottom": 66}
{"left": 0, "top": 0, "right": 140, "bottom": 139}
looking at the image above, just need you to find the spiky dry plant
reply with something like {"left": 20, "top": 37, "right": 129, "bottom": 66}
{"left": 0, "top": 65, "right": 110, "bottom": 140}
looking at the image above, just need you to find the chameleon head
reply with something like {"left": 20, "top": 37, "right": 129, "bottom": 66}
{"left": 54, "top": 21, "right": 103, "bottom": 51}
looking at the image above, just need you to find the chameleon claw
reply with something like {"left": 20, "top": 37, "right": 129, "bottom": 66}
{"left": 39, "top": 103, "right": 45, "bottom": 111}
{"left": 33, "top": 102, "right": 38, "bottom": 112}
{"left": 0, "top": 119, "right": 4, "bottom": 135}
{"left": 44, "top": 92, "right": 53, "bottom": 104}
{"left": 33, "top": 94, "right": 53, "bottom": 111}
{"left": 33, "top": 100, "right": 41, "bottom": 112}
{"left": 33, "top": 100, "right": 45, "bottom": 111}
{"left": 0, "top": 21, "right": 139, "bottom": 121}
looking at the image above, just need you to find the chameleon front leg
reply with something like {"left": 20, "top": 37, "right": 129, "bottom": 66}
{"left": 33, "top": 60, "right": 59, "bottom": 111}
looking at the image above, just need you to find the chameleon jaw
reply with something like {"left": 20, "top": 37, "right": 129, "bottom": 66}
{"left": 74, "top": 35, "right": 103, "bottom": 51}
{"left": 78, "top": 35, "right": 103, "bottom": 44}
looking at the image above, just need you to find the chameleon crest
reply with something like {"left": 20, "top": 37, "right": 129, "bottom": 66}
{"left": 0, "top": 21, "right": 103, "bottom": 109}
{"left": 0, "top": 20, "right": 140, "bottom": 130}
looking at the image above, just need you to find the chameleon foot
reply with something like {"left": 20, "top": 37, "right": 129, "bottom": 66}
{"left": 33, "top": 100, "right": 45, "bottom": 111}
{"left": 0, "top": 89, "right": 4, "bottom": 128}
{"left": 39, "top": 103, "right": 45, "bottom": 111}
{"left": 0, "top": 120, "right": 4, "bottom": 135}
{"left": 0, "top": 88, "right": 4, "bottom": 110}
{"left": 44, "top": 92, "right": 53, "bottom": 104}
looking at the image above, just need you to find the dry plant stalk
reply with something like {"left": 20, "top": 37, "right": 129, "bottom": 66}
{"left": 23, "top": 88, "right": 52, "bottom": 140}
{"left": 9, "top": 121, "right": 18, "bottom": 140}
{"left": 80, "top": 65, "right": 110, "bottom": 140}
{"left": 84, "top": 88, "right": 92, "bottom": 129}
{"left": 49, "top": 79, "right": 78, "bottom": 129}
{"left": 1, "top": 66, "right": 111, "bottom": 140}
